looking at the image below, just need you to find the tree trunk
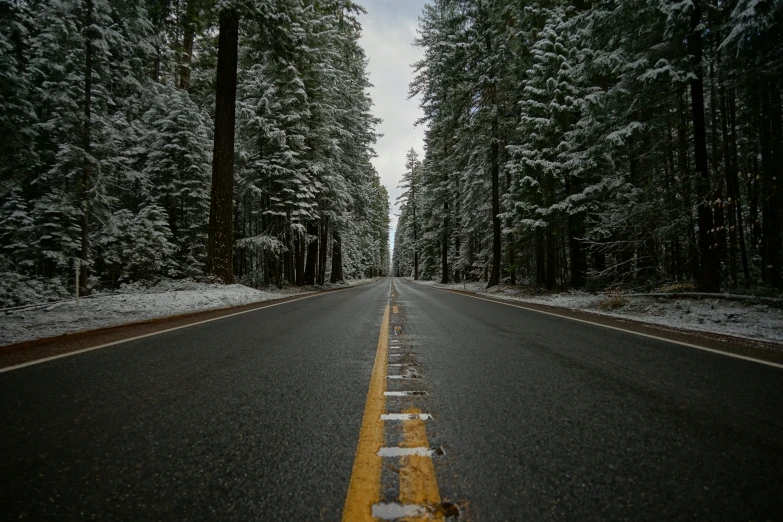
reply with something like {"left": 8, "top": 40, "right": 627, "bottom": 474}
{"left": 566, "top": 173, "right": 585, "bottom": 288}
{"left": 304, "top": 222, "right": 318, "bottom": 285}
{"left": 318, "top": 219, "right": 328, "bottom": 285}
{"left": 720, "top": 83, "right": 737, "bottom": 287}
{"left": 729, "top": 90, "right": 750, "bottom": 286}
{"left": 545, "top": 226, "right": 556, "bottom": 290}
{"left": 484, "top": 15, "right": 501, "bottom": 289}
{"left": 487, "top": 134, "right": 501, "bottom": 288}
{"left": 441, "top": 194, "right": 449, "bottom": 284}
{"left": 412, "top": 181, "right": 419, "bottom": 280}
{"left": 689, "top": 0, "right": 718, "bottom": 291}
{"left": 760, "top": 78, "right": 783, "bottom": 288}
{"left": 568, "top": 213, "right": 585, "bottom": 288}
{"left": 710, "top": 61, "right": 726, "bottom": 278}
{"left": 79, "top": 0, "right": 94, "bottom": 295}
{"left": 295, "top": 232, "right": 305, "bottom": 285}
{"left": 206, "top": 8, "right": 239, "bottom": 284}
{"left": 330, "top": 231, "right": 343, "bottom": 283}
{"left": 593, "top": 248, "right": 606, "bottom": 274}
{"left": 454, "top": 182, "right": 461, "bottom": 283}
{"left": 507, "top": 232, "right": 515, "bottom": 285}
{"left": 178, "top": 0, "right": 199, "bottom": 90}
{"left": 536, "top": 228, "right": 546, "bottom": 284}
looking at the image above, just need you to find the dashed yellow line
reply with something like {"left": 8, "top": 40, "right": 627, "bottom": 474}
{"left": 342, "top": 305, "right": 390, "bottom": 521}
{"left": 393, "top": 305, "right": 399, "bottom": 314}
{"left": 400, "top": 407, "right": 443, "bottom": 521}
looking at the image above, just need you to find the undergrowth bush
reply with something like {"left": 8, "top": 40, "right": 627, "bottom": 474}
{"left": 598, "top": 288, "right": 628, "bottom": 310}
{"left": 656, "top": 282, "right": 698, "bottom": 293}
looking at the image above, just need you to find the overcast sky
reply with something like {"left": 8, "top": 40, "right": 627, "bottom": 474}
{"left": 358, "top": 0, "right": 428, "bottom": 250}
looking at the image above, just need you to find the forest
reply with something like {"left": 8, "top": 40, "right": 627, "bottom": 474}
{"left": 393, "top": 0, "right": 782, "bottom": 294}
{"left": 0, "top": 0, "right": 390, "bottom": 307}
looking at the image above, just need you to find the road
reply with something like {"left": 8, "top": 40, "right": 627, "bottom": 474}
{"left": 1, "top": 278, "right": 782, "bottom": 521}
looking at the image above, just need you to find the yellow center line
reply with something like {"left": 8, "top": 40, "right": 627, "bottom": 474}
{"left": 400, "top": 407, "right": 443, "bottom": 522}
{"left": 393, "top": 305, "right": 399, "bottom": 314}
{"left": 342, "top": 304, "right": 390, "bottom": 522}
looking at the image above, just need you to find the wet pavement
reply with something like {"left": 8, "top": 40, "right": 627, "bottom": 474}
{"left": 2, "top": 277, "right": 782, "bottom": 520}
{"left": 393, "top": 278, "right": 783, "bottom": 521}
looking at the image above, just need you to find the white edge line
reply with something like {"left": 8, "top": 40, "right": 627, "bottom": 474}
{"left": 1, "top": 282, "right": 377, "bottom": 374}
{"left": 407, "top": 280, "right": 783, "bottom": 370}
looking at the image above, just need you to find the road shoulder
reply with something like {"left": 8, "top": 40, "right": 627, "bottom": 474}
{"left": 405, "top": 279, "right": 783, "bottom": 366}
{"left": 0, "top": 280, "right": 379, "bottom": 370}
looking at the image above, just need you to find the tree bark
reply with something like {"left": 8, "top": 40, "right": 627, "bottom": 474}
{"left": 760, "top": 78, "right": 783, "bottom": 288}
{"left": 79, "top": 0, "right": 94, "bottom": 295}
{"left": 178, "top": 0, "right": 199, "bottom": 90}
{"left": 720, "top": 82, "right": 737, "bottom": 287}
{"left": 295, "top": 232, "right": 305, "bottom": 285}
{"left": 729, "top": 90, "right": 750, "bottom": 286}
{"left": 536, "top": 228, "right": 546, "bottom": 284}
{"left": 568, "top": 213, "right": 585, "bottom": 288}
{"left": 318, "top": 218, "right": 328, "bottom": 285}
{"left": 689, "top": 0, "right": 719, "bottom": 291}
{"left": 566, "top": 174, "right": 585, "bottom": 288}
{"left": 304, "top": 222, "right": 318, "bottom": 285}
{"left": 545, "top": 226, "right": 556, "bottom": 290}
{"left": 330, "top": 231, "right": 343, "bottom": 283}
{"left": 441, "top": 166, "right": 449, "bottom": 284}
{"left": 484, "top": 11, "right": 501, "bottom": 288}
{"left": 709, "top": 60, "right": 726, "bottom": 277}
{"left": 487, "top": 137, "right": 501, "bottom": 287}
{"left": 206, "top": 8, "right": 239, "bottom": 284}
{"left": 412, "top": 202, "right": 419, "bottom": 280}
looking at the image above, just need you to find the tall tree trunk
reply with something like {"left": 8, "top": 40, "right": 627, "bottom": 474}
{"left": 153, "top": 47, "right": 161, "bottom": 82}
{"left": 295, "top": 233, "right": 305, "bottom": 285}
{"left": 487, "top": 132, "right": 501, "bottom": 288}
{"left": 720, "top": 83, "right": 737, "bottom": 287}
{"left": 665, "top": 120, "right": 680, "bottom": 279}
{"left": 545, "top": 226, "right": 556, "bottom": 290}
{"left": 593, "top": 248, "right": 606, "bottom": 274}
{"left": 536, "top": 228, "right": 546, "bottom": 284}
{"left": 729, "top": 90, "right": 750, "bottom": 286}
{"left": 486, "top": 133, "right": 502, "bottom": 288}
{"left": 441, "top": 203, "right": 449, "bottom": 284}
{"left": 566, "top": 174, "right": 585, "bottom": 288}
{"left": 760, "top": 78, "right": 783, "bottom": 288}
{"left": 689, "top": 0, "right": 718, "bottom": 291}
{"left": 318, "top": 219, "right": 328, "bottom": 285}
{"left": 178, "top": 0, "right": 198, "bottom": 90}
{"left": 412, "top": 203, "right": 419, "bottom": 280}
{"left": 79, "top": 0, "right": 94, "bottom": 295}
{"left": 330, "top": 231, "right": 343, "bottom": 283}
{"left": 441, "top": 165, "right": 449, "bottom": 284}
{"left": 454, "top": 182, "right": 461, "bottom": 283}
{"left": 507, "top": 232, "right": 516, "bottom": 285}
{"left": 568, "top": 213, "right": 585, "bottom": 288}
{"left": 485, "top": 16, "right": 501, "bottom": 289}
{"left": 304, "top": 222, "right": 318, "bottom": 285}
{"left": 206, "top": 8, "right": 239, "bottom": 284}
{"left": 710, "top": 61, "right": 726, "bottom": 279}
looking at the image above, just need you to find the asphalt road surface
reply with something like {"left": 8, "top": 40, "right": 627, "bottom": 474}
{"left": 2, "top": 278, "right": 782, "bottom": 521}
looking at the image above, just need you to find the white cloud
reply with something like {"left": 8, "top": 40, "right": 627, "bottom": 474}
{"left": 358, "top": 1, "right": 427, "bottom": 249}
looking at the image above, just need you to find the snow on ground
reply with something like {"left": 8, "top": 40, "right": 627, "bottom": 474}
{"left": 0, "top": 278, "right": 377, "bottom": 347}
{"left": 412, "top": 280, "right": 783, "bottom": 344}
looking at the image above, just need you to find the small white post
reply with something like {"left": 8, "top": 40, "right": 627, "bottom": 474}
{"left": 75, "top": 260, "right": 80, "bottom": 304}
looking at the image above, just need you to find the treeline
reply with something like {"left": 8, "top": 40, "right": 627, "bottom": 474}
{"left": 393, "top": 0, "right": 782, "bottom": 293}
{"left": 0, "top": 0, "right": 389, "bottom": 306}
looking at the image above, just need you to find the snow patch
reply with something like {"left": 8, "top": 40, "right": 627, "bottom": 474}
{"left": 0, "top": 278, "right": 377, "bottom": 346}
{"left": 412, "top": 280, "right": 783, "bottom": 344}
